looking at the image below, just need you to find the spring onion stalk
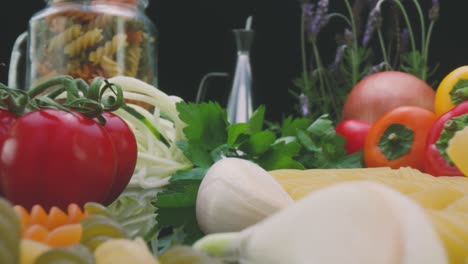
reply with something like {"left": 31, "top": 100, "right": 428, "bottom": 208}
{"left": 105, "top": 76, "right": 192, "bottom": 189}
{"left": 194, "top": 181, "right": 447, "bottom": 264}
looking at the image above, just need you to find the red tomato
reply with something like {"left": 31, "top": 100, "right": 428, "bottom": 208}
{"left": 335, "top": 119, "right": 372, "bottom": 154}
{"left": 0, "top": 110, "right": 17, "bottom": 195}
{"left": 0, "top": 109, "right": 116, "bottom": 210}
{"left": 100, "top": 112, "right": 137, "bottom": 205}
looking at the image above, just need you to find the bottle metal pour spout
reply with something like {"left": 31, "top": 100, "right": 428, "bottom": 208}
{"left": 227, "top": 16, "right": 254, "bottom": 124}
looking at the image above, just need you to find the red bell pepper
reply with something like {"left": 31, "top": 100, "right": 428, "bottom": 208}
{"left": 335, "top": 119, "right": 372, "bottom": 154}
{"left": 423, "top": 101, "right": 468, "bottom": 176}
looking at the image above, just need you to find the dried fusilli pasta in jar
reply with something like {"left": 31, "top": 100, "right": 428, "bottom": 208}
{"left": 25, "top": 0, "right": 157, "bottom": 89}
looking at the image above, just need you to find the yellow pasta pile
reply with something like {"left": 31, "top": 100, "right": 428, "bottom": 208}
{"left": 30, "top": 3, "right": 155, "bottom": 87}
{"left": 270, "top": 167, "right": 468, "bottom": 263}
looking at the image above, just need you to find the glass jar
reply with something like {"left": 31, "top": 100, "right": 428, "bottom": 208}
{"left": 10, "top": 0, "right": 157, "bottom": 89}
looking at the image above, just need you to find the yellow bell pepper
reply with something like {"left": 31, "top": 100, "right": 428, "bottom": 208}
{"left": 435, "top": 65, "right": 468, "bottom": 116}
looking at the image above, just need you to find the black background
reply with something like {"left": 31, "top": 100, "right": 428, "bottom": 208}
{"left": 1, "top": 1, "right": 467, "bottom": 122}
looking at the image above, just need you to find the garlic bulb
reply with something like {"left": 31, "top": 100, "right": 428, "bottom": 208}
{"left": 194, "top": 181, "right": 447, "bottom": 264}
{"left": 196, "top": 157, "right": 293, "bottom": 234}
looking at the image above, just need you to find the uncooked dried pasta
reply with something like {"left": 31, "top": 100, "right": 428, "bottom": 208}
{"left": 270, "top": 167, "right": 468, "bottom": 212}
{"left": 0, "top": 198, "right": 21, "bottom": 264}
{"left": 100, "top": 55, "right": 121, "bottom": 77}
{"left": 66, "top": 59, "right": 82, "bottom": 73}
{"left": 64, "top": 28, "right": 103, "bottom": 57}
{"left": 48, "top": 10, "right": 97, "bottom": 24}
{"left": 125, "top": 45, "right": 142, "bottom": 77}
{"left": 48, "top": 24, "right": 83, "bottom": 52}
{"left": 69, "top": 64, "right": 106, "bottom": 83}
{"left": 29, "top": 2, "right": 156, "bottom": 86}
{"left": 89, "top": 33, "right": 128, "bottom": 63}
{"left": 85, "top": 14, "right": 113, "bottom": 31}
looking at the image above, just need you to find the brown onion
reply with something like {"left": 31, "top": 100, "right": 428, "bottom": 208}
{"left": 342, "top": 71, "right": 435, "bottom": 123}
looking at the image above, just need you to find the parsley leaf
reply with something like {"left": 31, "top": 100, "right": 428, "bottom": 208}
{"left": 154, "top": 168, "right": 206, "bottom": 248}
{"left": 177, "top": 101, "right": 228, "bottom": 151}
{"left": 295, "top": 114, "right": 364, "bottom": 169}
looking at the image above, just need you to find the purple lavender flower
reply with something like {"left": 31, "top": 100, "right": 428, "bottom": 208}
{"left": 307, "top": 0, "right": 330, "bottom": 42}
{"left": 399, "top": 28, "right": 410, "bottom": 55}
{"left": 302, "top": 2, "right": 315, "bottom": 35}
{"left": 366, "top": 62, "right": 386, "bottom": 76}
{"left": 429, "top": 0, "right": 440, "bottom": 21}
{"left": 299, "top": 93, "right": 310, "bottom": 117}
{"left": 301, "top": 2, "right": 315, "bottom": 18}
{"left": 362, "top": 3, "right": 383, "bottom": 48}
{"left": 330, "top": 44, "right": 347, "bottom": 71}
{"left": 343, "top": 28, "right": 354, "bottom": 46}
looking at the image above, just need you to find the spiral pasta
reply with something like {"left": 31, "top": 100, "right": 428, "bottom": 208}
{"left": 31, "top": 3, "right": 155, "bottom": 86}
{"left": 94, "top": 238, "right": 158, "bottom": 264}
{"left": 80, "top": 202, "right": 128, "bottom": 251}
{"left": 100, "top": 55, "right": 121, "bottom": 77}
{"left": 86, "top": 14, "right": 114, "bottom": 32}
{"left": 159, "top": 246, "right": 224, "bottom": 264}
{"left": 89, "top": 33, "right": 128, "bottom": 63}
{"left": 0, "top": 198, "right": 21, "bottom": 264}
{"left": 50, "top": 10, "right": 97, "bottom": 24}
{"left": 35, "top": 244, "right": 94, "bottom": 264}
{"left": 69, "top": 64, "right": 106, "bottom": 83}
{"left": 20, "top": 239, "right": 50, "bottom": 264}
{"left": 48, "top": 24, "right": 83, "bottom": 52}
{"left": 65, "top": 28, "right": 104, "bottom": 57}
{"left": 125, "top": 45, "right": 142, "bottom": 77}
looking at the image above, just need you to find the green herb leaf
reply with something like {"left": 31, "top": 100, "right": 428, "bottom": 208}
{"left": 378, "top": 124, "right": 414, "bottom": 160}
{"left": 155, "top": 207, "right": 204, "bottom": 245}
{"left": 249, "top": 105, "right": 266, "bottom": 133}
{"left": 153, "top": 185, "right": 199, "bottom": 208}
{"left": 227, "top": 123, "right": 251, "bottom": 147}
{"left": 295, "top": 115, "right": 363, "bottom": 168}
{"left": 169, "top": 168, "right": 207, "bottom": 185}
{"left": 449, "top": 79, "right": 468, "bottom": 105}
{"left": 256, "top": 141, "right": 304, "bottom": 170}
{"left": 240, "top": 131, "right": 277, "bottom": 156}
{"left": 400, "top": 51, "right": 429, "bottom": 81}
{"left": 176, "top": 140, "right": 213, "bottom": 168}
{"left": 436, "top": 114, "right": 468, "bottom": 164}
{"left": 307, "top": 114, "right": 336, "bottom": 140}
{"left": 154, "top": 168, "right": 206, "bottom": 246}
{"left": 176, "top": 101, "right": 228, "bottom": 150}
{"left": 280, "top": 116, "right": 311, "bottom": 137}
{"left": 296, "top": 129, "right": 320, "bottom": 152}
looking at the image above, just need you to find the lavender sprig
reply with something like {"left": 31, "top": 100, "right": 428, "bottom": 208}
{"left": 307, "top": 0, "right": 330, "bottom": 42}
{"left": 399, "top": 28, "right": 410, "bottom": 56}
{"left": 429, "top": 0, "right": 440, "bottom": 22}
{"left": 422, "top": 0, "right": 440, "bottom": 80}
{"left": 366, "top": 62, "right": 387, "bottom": 76}
{"left": 298, "top": 93, "right": 310, "bottom": 117}
{"left": 302, "top": 2, "right": 315, "bottom": 21}
{"left": 362, "top": 0, "right": 385, "bottom": 48}
{"left": 330, "top": 44, "right": 348, "bottom": 71}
